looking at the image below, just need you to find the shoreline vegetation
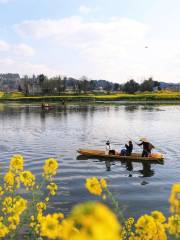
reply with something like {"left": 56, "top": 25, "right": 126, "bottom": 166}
{"left": 1, "top": 91, "right": 180, "bottom": 102}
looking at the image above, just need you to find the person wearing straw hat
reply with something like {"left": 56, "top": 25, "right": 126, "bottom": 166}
{"left": 138, "top": 137, "right": 155, "bottom": 157}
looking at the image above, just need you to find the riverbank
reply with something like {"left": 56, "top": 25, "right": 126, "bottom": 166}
{"left": 1, "top": 91, "right": 180, "bottom": 102}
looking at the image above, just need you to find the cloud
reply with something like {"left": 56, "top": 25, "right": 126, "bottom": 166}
{"left": 79, "top": 5, "right": 94, "bottom": 14}
{"left": 15, "top": 17, "right": 149, "bottom": 80}
{"left": 13, "top": 43, "right": 35, "bottom": 56}
{"left": 0, "top": 57, "right": 61, "bottom": 76}
{"left": 0, "top": 58, "right": 14, "bottom": 65}
{"left": 14, "top": 16, "right": 180, "bottom": 82}
{"left": 15, "top": 17, "right": 148, "bottom": 52}
{"left": 0, "top": 40, "right": 10, "bottom": 51}
{"left": 0, "top": 40, "right": 35, "bottom": 57}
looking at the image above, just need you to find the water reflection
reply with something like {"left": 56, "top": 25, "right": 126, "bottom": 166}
{"left": 105, "top": 160, "right": 111, "bottom": 171}
{"left": 124, "top": 105, "right": 139, "bottom": 112}
{"left": 77, "top": 155, "right": 155, "bottom": 179}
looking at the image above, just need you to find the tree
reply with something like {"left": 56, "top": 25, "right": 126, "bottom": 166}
{"left": 113, "top": 83, "right": 120, "bottom": 91}
{"left": 140, "top": 78, "right": 154, "bottom": 92}
{"left": 153, "top": 80, "right": 161, "bottom": 90}
{"left": 37, "top": 74, "right": 47, "bottom": 95}
{"left": 62, "top": 77, "right": 67, "bottom": 92}
{"left": 18, "top": 84, "right": 22, "bottom": 92}
{"left": 123, "top": 79, "right": 139, "bottom": 94}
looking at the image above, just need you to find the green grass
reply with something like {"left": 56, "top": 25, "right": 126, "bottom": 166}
{"left": 1, "top": 91, "right": 180, "bottom": 102}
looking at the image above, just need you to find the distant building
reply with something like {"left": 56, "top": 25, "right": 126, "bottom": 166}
{"left": 20, "top": 76, "right": 43, "bottom": 95}
{"left": 0, "top": 73, "right": 20, "bottom": 91}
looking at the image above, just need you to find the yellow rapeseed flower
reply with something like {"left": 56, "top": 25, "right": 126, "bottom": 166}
{"left": 166, "top": 214, "right": 180, "bottom": 238}
{"left": 100, "top": 178, "right": 107, "bottom": 189}
{"left": 62, "top": 202, "right": 122, "bottom": 240}
{"left": 130, "top": 214, "right": 167, "bottom": 240}
{"left": 36, "top": 202, "right": 46, "bottom": 214}
{"left": 2, "top": 196, "right": 27, "bottom": 216}
{"left": 47, "top": 183, "right": 58, "bottom": 196}
{"left": 4, "top": 172, "right": 15, "bottom": 187}
{"left": 20, "top": 171, "right": 35, "bottom": 187}
{"left": 10, "top": 155, "right": 24, "bottom": 173}
{"left": 8, "top": 215, "right": 20, "bottom": 230}
{"left": 169, "top": 183, "right": 180, "bottom": 214}
{"left": 14, "top": 197, "right": 27, "bottom": 215}
{"left": 121, "top": 217, "right": 134, "bottom": 239}
{"left": 2, "top": 197, "right": 14, "bottom": 214}
{"left": 0, "top": 222, "right": 9, "bottom": 238}
{"left": 85, "top": 177, "right": 102, "bottom": 196}
{"left": 43, "top": 158, "right": 58, "bottom": 180}
{"left": 39, "top": 213, "right": 64, "bottom": 239}
{"left": 151, "top": 210, "right": 166, "bottom": 223}
{"left": 4, "top": 171, "right": 21, "bottom": 190}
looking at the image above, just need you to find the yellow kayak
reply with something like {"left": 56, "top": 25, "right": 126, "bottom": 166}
{"left": 77, "top": 149, "right": 164, "bottom": 163}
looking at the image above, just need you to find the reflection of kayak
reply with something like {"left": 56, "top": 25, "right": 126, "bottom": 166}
{"left": 77, "top": 149, "right": 164, "bottom": 163}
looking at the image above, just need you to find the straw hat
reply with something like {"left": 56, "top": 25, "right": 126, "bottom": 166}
{"left": 139, "top": 137, "right": 149, "bottom": 142}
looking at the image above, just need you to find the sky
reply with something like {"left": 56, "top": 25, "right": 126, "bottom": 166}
{"left": 0, "top": 0, "right": 180, "bottom": 83}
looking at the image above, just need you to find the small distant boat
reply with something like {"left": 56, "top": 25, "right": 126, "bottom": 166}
{"left": 41, "top": 104, "right": 55, "bottom": 110}
{"left": 77, "top": 149, "right": 164, "bottom": 164}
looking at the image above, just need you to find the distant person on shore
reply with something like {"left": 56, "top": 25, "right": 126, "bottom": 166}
{"left": 138, "top": 138, "right": 155, "bottom": 157}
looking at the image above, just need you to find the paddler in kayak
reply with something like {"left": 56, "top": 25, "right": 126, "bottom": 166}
{"left": 105, "top": 140, "right": 116, "bottom": 155}
{"left": 125, "top": 141, "right": 133, "bottom": 156}
{"left": 138, "top": 138, "right": 155, "bottom": 157}
{"left": 121, "top": 141, "right": 133, "bottom": 156}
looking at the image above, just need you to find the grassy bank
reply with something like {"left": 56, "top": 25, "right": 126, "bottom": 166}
{"left": 1, "top": 91, "right": 180, "bottom": 102}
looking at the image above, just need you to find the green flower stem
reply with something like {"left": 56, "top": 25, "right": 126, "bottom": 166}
{"left": 105, "top": 188, "right": 126, "bottom": 224}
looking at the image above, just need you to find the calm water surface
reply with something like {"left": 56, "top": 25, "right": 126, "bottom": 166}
{"left": 0, "top": 102, "right": 179, "bottom": 218}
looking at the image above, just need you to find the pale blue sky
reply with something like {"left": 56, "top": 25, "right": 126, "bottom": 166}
{"left": 0, "top": 0, "right": 180, "bottom": 82}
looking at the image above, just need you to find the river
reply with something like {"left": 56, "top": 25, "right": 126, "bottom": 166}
{"left": 0, "top": 102, "right": 179, "bottom": 218}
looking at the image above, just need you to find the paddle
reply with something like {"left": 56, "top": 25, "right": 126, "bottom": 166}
{"left": 126, "top": 135, "right": 140, "bottom": 146}
{"left": 126, "top": 135, "right": 161, "bottom": 152}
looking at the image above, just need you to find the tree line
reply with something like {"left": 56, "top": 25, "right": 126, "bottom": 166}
{"left": 19, "top": 74, "right": 161, "bottom": 96}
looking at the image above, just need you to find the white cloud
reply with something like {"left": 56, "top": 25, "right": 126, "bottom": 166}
{"left": 14, "top": 16, "right": 180, "bottom": 82}
{"left": 0, "top": 40, "right": 10, "bottom": 51}
{"left": 15, "top": 17, "right": 147, "bottom": 53}
{"left": 0, "top": 57, "right": 60, "bottom": 76}
{"left": 0, "top": 40, "right": 35, "bottom": 57}
{"left": 15, "top": 17, "right": 149, "bottom": 81}
{"left": 0, "top": 58, "right": 14, "bottom": 65}
{"left": 79, "top": 5, "right": 93, "bottom": 14}
{"left": 13, "top": 43, "right": 35, "bottom": 56}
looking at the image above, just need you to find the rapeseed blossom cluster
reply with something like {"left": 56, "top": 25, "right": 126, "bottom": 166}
{"left": 130, "top": 212, "right": 167, "bottom": 240}
{"left": 121, "top": 218, "right": 134, "bottom": 239}
{"left": 85, "top": 177, "right": 107, "bottom": 196}
{"left": 61, "top": 202, "right": 122, "bottom": 240}
{"left": 167, "top": 183, "right": 180, "bottom": 238}
{"left": 20, "top": 171, "right": 35, "bottom": 188}
{"left": 10, "top": 155, "right": 24, "bottom": 173}
{"left": 47, "top": 182, "right": 58, "bottom": 196}
{"left": 166, "top": 214, "right": 180, "bottom": 237}
{"left": 0, "top": 155, "right": 28, "bottom": 238}
{"left": 169, "top": 183, "right": 180, "bottom": 214}
{"left": 43, "top": 158, "right": 58, "bottom": 180}
{"left": 0, "top": 155, "right": 179, "bottom": 239}
{"left": 39, "top": 213, "right": 64, "bottom": 239}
